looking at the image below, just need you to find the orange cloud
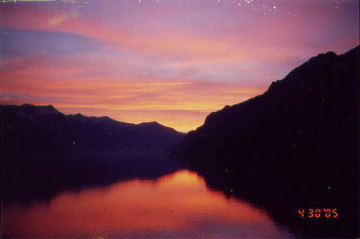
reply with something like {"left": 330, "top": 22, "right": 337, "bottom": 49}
{"left": 0, "top": 50, "right": 266, "bottom": 132}
{"left": 0, "top": 72, "right": 263, "bottom": 132}
{"left": 1, "top": 1, "right": 358, "bottom": 132}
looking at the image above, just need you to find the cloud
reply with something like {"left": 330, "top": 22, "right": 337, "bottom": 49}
{"left": 0, "top": 27, "right": 102, "bottom": 59}
{"left": 0, "top": 50, "right": 264, "bottom": 132}
{"left": 0, "top": 0, "right": 358, "bottom": 131}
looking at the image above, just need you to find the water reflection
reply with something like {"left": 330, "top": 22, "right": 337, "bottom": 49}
{"left": 2, "top": 170, "right": 294, "bottom": 239}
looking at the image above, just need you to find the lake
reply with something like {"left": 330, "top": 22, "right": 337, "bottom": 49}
{"left": 2, "top": 170, "right": 295, "bottom": 239}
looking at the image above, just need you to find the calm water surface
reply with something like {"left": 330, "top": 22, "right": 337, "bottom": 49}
{"left": 2, "top": 170, "right": 294, "bottom": 239}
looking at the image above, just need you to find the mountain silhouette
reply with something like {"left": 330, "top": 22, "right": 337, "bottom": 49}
{"left": 1, "top": 104, "right": 184, "bottom": 203}
{"left": 1, "top": 104, "right": 184, "bottom": 158}
{"left": 172, "top": 46, "right": 359, "bottom": 237}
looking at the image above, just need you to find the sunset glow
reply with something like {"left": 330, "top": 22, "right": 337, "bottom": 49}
{"left": 2, "top": 170, "right": 289, "bottom": 239}
{"left": 0, "top": 0, "right": 358, "bottom": 132}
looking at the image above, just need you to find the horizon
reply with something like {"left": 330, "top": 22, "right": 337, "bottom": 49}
{"left": 2, "top": 102, "right": 189, "bottom": 132}
{"left": 0, "top": 0, "right": 359, "bottom": 132}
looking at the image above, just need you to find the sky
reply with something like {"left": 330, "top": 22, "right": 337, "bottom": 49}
{"left": 0, "top": 0, "right": 359, "bottom": 132}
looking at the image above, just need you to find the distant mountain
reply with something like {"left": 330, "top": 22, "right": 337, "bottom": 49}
{"left": 172, "top": 46, "right": 359, "bottom": 237}
{"left": 1, "top": 104, "right": 184, "bottom": 203}
{"left": 1, "top": 104, "right": 184, "bottom": 158}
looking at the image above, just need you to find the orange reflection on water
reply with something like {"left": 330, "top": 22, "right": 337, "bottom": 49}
{"left": 2, "top": 170, "right": 292, "bottom": 239}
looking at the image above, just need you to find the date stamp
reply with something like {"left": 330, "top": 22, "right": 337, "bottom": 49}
{"left": 298, "top": 208, "right": 338, "bottom": 219}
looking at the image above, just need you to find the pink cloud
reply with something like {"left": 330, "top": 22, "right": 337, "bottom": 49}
{"left": 0, "top": 0, "right": 358, "bottom": 131}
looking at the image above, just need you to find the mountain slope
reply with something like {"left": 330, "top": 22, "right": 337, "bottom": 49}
{"left": 1, "top": 104, "right": 184, "bottom": 158}
{"left": 1, "top": 104, "right": 184, "bottom": 203}
{"left": 173, "top": 46, "right": 359, "bottom": 237}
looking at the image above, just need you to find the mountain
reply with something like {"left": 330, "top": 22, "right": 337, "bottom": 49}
{"left": 1, "top": 104, "right": 184, "bottom": 203}
{"left": 172, "top": 46, "right": 359, "bottom": 237}
{"left": 1, "top": 104, "right": 184, "bottom": 158}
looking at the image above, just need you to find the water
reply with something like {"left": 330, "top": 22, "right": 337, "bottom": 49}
{"left": 2, "top": 170, "right": 294, "bottom": 239}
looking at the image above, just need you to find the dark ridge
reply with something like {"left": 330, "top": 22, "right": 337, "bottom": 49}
{"left": 1, "top": 105, "right": 185, "bottom": 204}
{"left": 172, "top": 45, "right": 359, "bottom": 238}
{"left": 1, "top": 103, "right": 184, "bottom": 157}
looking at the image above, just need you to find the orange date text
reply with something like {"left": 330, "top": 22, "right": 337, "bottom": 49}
{"left": 298, "top": 208, "right": 338, "bottom": 219}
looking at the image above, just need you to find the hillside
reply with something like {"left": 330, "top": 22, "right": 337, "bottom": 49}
{"left": 173, "top": 46, "right": 359, "bottom": 237}
{"left": 1, "top": 104, "right": 184, "bottom": 158}
{"left": 1, "top": 104, "right": 184, "bottom": 203}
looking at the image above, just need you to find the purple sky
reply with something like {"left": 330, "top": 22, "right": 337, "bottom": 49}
{"left": 0, "top": 0, "right": 358, "bottom": 131}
